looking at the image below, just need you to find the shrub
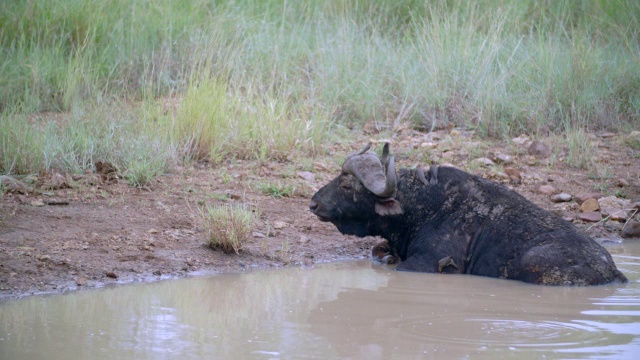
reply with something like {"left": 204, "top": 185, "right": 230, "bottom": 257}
{"left": 198, "top": 203, "right": 257, "bottom": 254}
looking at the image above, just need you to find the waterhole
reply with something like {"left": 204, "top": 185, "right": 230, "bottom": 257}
{"left": 1, "top": 242, "right": 639, "bottom": 359}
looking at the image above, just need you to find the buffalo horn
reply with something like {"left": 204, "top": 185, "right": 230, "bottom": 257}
{"left": 342, "top": 144, "right": 397, "bottom": 198}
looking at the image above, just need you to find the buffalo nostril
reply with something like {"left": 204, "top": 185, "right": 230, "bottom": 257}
{"left": 309, "top": 200, "right": 318, "bottom": 211}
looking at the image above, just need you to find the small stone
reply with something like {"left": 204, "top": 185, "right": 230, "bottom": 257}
{"left": 551, "top": 193, "right": 572, "bottom": 203}
{"left": 44, "top": 173, "right": 68, "bottom": 190}
{"left": 30, "top": 200, "right": 46, "bottom": 207}
{"left": 577, "top": 212, "right": 601, "bottom": 222}
{"left": 504, "top": 167, "right": 522, "bottom": 181}
{"left": 474, "top": 157, "right": 495, "bottom": 167}
{"left": 252, "top": 232, "right": 266, "bottom": 238}
{"left": 614, "top": 178, "right": 630, "bottom": 187}
{"left": 186, "top": 258, "right": 195, "bottom": 267}
{"left": 600, "top": 207, "right": 629, "bottom": 222}
{"left": 273, "top": 221, "right": 287, "bottom": 230}
{"left": 574, "top": 193, "right": 602, "bottom": 205}
{"left": 148, "top": 228, "right": 159, "bottom": 234}
{"left": 449, "top": 129, "right": 461, "bottom": 136}
{"left": 580, "top": 198, "right": 600, "bottom": 213}
{"left": 562, "top": 214, "right": 575, "bottom": 222}
{"left": 621, "top": 221, "right": 640, "bottom": 238}
{"left": 421, "top": 142, "right": 438, "bottom": 149}
{"left": 105, "top": 271, "right": 118, "bottom": 279}
{"left": 512, "top": 135, "right": 530, "bottom": 145}
{"left": 598, "top": 196, "right": 631, "bottom": 210}
{"left": 303, "top": 258, "right": 314, "bottom": 267}
{"left": 538, "top": 185, "right": 556, "bottom": 195}
{"left": 76, "top": 276, "right": 87, "bottom": 286}
{"left": 528, "top": 140, "right": 551, "bottom": 157}
{"left": 492, "top": 154, "right": 513, "bottom": 165}
{"left": 297, "top": 171, "right": 315, "bottom": 182}
{"left": 153, "top": 270, "right": 162, "bottom": 276}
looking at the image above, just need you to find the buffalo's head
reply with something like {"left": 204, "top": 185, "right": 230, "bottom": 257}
{"left": 309, "top": 143, "right": 403, "bottom": 237}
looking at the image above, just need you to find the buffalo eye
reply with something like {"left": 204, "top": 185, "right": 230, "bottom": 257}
{"left": 339, "top": 176, "right": 353, "bottom": 190}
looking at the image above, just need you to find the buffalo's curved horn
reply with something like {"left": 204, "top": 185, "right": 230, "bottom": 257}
{"left": 342, "top": 145, "right": 397, "bottom": 198}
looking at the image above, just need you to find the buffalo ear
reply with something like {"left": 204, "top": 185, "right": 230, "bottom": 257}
{"left": 375, "top": 199, "right": 403, "bottom": 216}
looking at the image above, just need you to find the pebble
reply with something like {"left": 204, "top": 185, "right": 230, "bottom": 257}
{"left": 504, "top": 167, "right": 522, "bottom": 181}
{"left": 580, "top": 198, "right": 600, "bottom": 213}
{"left": 492, "top": 154, "right": 513, "bottom": 165}
{"left": 577, "top": 212, "right": 601, "bottom": 222}
{"left": 474, "top": 157, "right": 495, "bottom": 167}
{"left": 538, "top": 185, "right": 556, "bottom": 195}
{"left": 528, "top": 140, "right": 551, "bottom": 157}
{"left": 621, "top": 221, "right": 640, "bottom": 238}
{"left": 615, "top": 178, "right": 629, "bottom": 187}
{"left": 297, "top": 171, "right": 315, "bottom": 182}
{"left": 574, "top": 192, "right": 602, "bottom": 205}
{"left": 550, "top": 193, "right": 572, "bottom": 203}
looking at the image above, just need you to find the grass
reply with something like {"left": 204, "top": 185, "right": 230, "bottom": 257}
{"left": 198, "top": 203, "right": 257, "bottom": 254}
{"left": 564, "top": 128, "right": 593, "bottom": 169}
{"left": 256, "top": 180, "right": 296, "bottom": 198}
{"left": 1, "top": 0, "right": 639, "bottom": 184}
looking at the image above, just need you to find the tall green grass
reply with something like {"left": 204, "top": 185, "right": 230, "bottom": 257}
{"left": 1, "top": 0, "right": 639, "bottom": 181}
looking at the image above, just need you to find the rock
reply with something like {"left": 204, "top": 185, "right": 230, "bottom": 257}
{"left": 474, "top": 157, "right": 495, "bottom": 167}
{"left": 528, "top": 140, "right": 551, "bottom": 157}
{"left": 574, "top": 193, "right": 602, "bottom": 205}
{"left": 600, "top": 207, "right": 629, "bottom": 222}
{"left": 449, "top": 129, "right": 461, "bottom": 137}
{"left": 614, "top": 178, "right": 629, "bottom": 187}
{"left": 625, "top": 131, "right": 640, "bottom": 148}
{"left": 492, "top": 153, "right": 513, "bottom": 165}
{"left": 504, "top": 167, "right": 522, "bottom": 181}
{"left": 621, "top": 221, "right": 640, "bottom": 238}
{"left": 421, "top": 142, "right": 438, "bottom": 149}
{"left": 577, "top": 212, "right": 601, "bottom": 222}
{"left": 551, "top": 193, "right": 572, "bottom": 203}
{"left": 273, "top": 221, "right": 287, "bottom": 230}
{"left": 105, "top": 271, "right": 118, "bottom": 279}
{"left": 598, "top": 196, "right": 632, "bottom": 222}
{"left": 538, "top": 185, "right": 556, "bottom": 195}
{"left": 252, "top": 232, "right": 266, "bottom": 238}
{"left": 297, "top": 171, "right": 315, "bottom": 182}
{"left": 30, "top": 200, "right": 45, "bottom": 207}
{"left": 41, "top": 172, "right": 68, "bottom": 190}
{"left": 562, "top": 213, "right": 575, "bottom": 222}
{"left": 512, "top": 135, "right": 530, "bottom": 145}
{"left": 76, "top": 277, "right": 87, "bottom": 286}
{"left": 580, "top": 198, "right": 600, "bottom": 213}
{"left": 598, "top": 196, "right": 631, "bottom": 210}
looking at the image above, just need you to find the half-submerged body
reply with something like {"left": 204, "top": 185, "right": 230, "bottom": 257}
{"left": 309, "top": 143, "right": 627, "bottom": 286}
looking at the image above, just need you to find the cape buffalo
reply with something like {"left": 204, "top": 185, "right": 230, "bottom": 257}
{"left": 309, "top": 143, "right": 627, "bottom": 286}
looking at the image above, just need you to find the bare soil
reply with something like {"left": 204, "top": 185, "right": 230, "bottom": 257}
{"left": 1, "top": 129, "right": 639, "bottom": 300}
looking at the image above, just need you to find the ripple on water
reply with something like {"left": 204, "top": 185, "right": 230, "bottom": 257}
{"left": 389, "top": 315, "right": 611, "bottom": 351}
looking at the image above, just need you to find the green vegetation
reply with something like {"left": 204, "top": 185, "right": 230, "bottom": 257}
{"left": 257, "top": 180, "right": 297, "bottom": 198}
{"left": 1, "top": 0, "right": 639, "bottom": 183}
{"left": 198, "top": 203, "right": 257, "bottom": 254}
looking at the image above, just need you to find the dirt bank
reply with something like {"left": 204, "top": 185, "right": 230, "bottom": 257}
{"left": 1, "top": 130, "right": 638, "bottom": 300}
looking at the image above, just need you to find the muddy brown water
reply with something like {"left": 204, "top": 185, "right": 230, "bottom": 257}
{"left": 1, "top": 242, "right": 639, "bottom": 359}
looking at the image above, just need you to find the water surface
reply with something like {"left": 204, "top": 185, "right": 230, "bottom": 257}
{"left": 1, "top": 242, "right": 639, "bottom": 359}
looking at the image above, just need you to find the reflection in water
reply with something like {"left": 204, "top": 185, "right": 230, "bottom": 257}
{"left": 1, "top": 243, "right": 639, "bottom": 359}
